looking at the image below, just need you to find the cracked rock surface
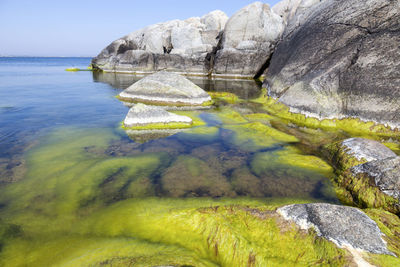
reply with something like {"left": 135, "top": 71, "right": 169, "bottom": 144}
{"left": 265, "top": 0, "right": 400, "bottom": 127}
{"left": 277, "top": 203, "right": 394, "bottom": 255}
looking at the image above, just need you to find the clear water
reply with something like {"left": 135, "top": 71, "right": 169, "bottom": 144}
{"left": 0, "top": 57, "right": 341, "bottom": 266}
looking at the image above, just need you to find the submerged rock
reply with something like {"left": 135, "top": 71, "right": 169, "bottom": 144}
{"left": 266, "top": 0, "right": 400, "bottom": 128}
{"left": 277, "top": 203, "right": 394, "bottom": 255}
{"left": 119, "top": 71, "right": 212, "bottom": 106}
{"left": 123, "top": 103, "right": 192, "bottom": 129}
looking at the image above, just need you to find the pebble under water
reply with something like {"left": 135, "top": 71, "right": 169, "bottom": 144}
{"left": 0, "top": 57, "right": 350, "bottom": 266}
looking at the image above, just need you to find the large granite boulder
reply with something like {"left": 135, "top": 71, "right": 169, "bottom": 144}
{"left": 92, "top": 10, "right": 228, "bottom": 74}
{"left": 92, "top": 2, "right": 286, "bottom": 78}
{"left": 123, "top": 103, "right": 192, "bottom": 128}
{"left": 277, "top": 203, "right": 394, "bottom": 256}
{"left": 272, "top": 0, "right": 324, "bottom": 26}
{"left": 119, "top": 71, "right": 212, "bottom": 106}
{"left": 265, "top": 0, "right": 400, "bottom": 128}
{"left": 213, "top": 2, "right": 285, "bottom": 77}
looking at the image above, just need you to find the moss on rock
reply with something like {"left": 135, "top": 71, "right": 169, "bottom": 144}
{"left": 253, "top": 90, "right": 400, "bottom": 138}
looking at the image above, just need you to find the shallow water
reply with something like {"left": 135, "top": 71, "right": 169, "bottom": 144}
{"left": 0, "top": 57, "right": 343, "bottom": 266}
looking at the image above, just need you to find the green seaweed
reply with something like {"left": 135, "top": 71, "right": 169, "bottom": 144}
{"left": 208, "top": 92, "right": 240, "bottom": 104}
{"left": 253, "top": 89, "right": 400, "bottom": 137}
{"left": 224, "top": 122, "right": 299, "bottom": 152}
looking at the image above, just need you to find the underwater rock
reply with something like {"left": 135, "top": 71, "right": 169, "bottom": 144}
{"left": 119, "top": 71, "right": 212, "bottom": 106}
{"left": 123, "top": 103, "right": 192, "bottom": 129}
{"left": 326, "top": 138, "right": 397, "bottom": 172}
{"left": 266, "top": 0, "right": 400, "bottom": 128}
{"left": 213, "top": 2, "right": 284, "bottom": 77}
{"left": 161, "top": 156, "right": 235, "bottom": 197}
{"left": 277, "top": 203, "right": 394, "bottom": 255}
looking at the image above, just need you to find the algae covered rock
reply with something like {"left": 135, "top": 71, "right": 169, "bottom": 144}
{"left": 123, "top": 103, "right": 192, "bottom": 129}
{"left": 325, "top": 137, "right": 400, "bottom": 213}
{"left": 345, "top": 157, "right": 400, "bottom": 214}
{"left": 277, "top": 203, "right": 394, "bottom": 255}
{"left": 325, "top": 138, "right": 397, "bottom": 172}
{"left": 119, "top": 71, "right": 212, "bottom": 106}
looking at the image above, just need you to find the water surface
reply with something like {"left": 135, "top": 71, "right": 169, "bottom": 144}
{"left": 0, "top": 57, "right": 341, "bottom": 266}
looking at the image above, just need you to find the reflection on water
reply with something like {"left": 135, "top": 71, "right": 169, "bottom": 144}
{"left": 92, "top": 71, "right": 262, "bottom": 99}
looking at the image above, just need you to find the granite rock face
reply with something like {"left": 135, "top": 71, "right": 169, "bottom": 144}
{"left": 92, "top": 10, "right": 228, "bottom": 74}
{"left": 265, "top": 0, "right": 400, "bottom": 128}
{"left": 92, "top": 2, "right": 285, "bottom": 77}
{"left": 123, "top": 103, "right": 192, "bottom": 128}
{"left": 277, "top": 203, "right": 394, "bottom": 255}
{"left": 119, "top": 71, "right": 211, "bottom": 106}
{"left": 213, "top": 2, "right": 285, "bottom": 77}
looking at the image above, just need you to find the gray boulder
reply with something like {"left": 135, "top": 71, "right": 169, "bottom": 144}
{"left": 265, "top": 0, "right": 400, "bottom": 128}
{"left": 325, "top": 137, "right": 397, "bottom": 171}
{"left": 213, "top": 2, "right": 285, "bottom": 77}
{"left": 92, "top": 10, "right": 228, "bottom": 75}
{"left": 351, "top": 156, "right": 400, "bottom": 205}
{"left": 119, "top": 71, "right": 211, "bottom": 106}
{"left": 277, "top": 203, "right": 394, "bottom": 255}
{"left": 123, "top": 103, "right": 192, "bottom": 128}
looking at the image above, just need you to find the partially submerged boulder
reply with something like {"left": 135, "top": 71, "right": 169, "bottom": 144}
{"left": 123, "top": 103, "right": 192, "bottom": 129}
{"left": 344, "top": 157, "right": 400, "bottom": 214}
{"left": 119, "top": 71, "right": 212, "bottom": 106}
{"left": 325, "top": 137, "right": 400, "bottom": 214}
{"left": 265, "top": 0, "right": 400, "bottom": 128}
{"left": 325, "top": 138, "right": 397, "bottom": 172}
{"left": 277, "top": 203, "right": 394, "bottom": 256}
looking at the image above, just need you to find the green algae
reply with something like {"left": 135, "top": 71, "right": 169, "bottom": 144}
{"left": 65, "top": 67, "right": 93, "bottom": 72}
{"left": 250, "top": 147, "right": 337, "bottom": 200}
{"left": 253, "top": 89, "right": 400, "bottom": 138}
{"left": 224, "top": 122, "right": 299, "bottom": 152}
{"left": 336, "top": 170, "right": 400, "bottom": 214}
{"left": 208, "top": 92, "right": 240, "bottom": 104}
{"left": 177, "top": 126, "right": 220, "bottom": 143}
{"left": 213, "top": 106, "right": 248, "bottom": 124}
{"left": 161, "top": 156, "right": 235, "bottom": 197}
{"left": 323, "top": 141, "right": 367, "bottom": 172}
{"left": 0, "top": 126, "right": 361, "bottom": 266}
{"left": 383, "top": 142, "right": 400, "bottom": 155}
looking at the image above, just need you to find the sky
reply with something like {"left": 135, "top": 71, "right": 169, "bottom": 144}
{"left": 0, "top": 0, "right": 281, "bottom": 57}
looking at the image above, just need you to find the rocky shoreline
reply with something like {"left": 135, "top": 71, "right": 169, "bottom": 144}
{"left": 59, "top": 0, "right": 400, "bottom": 265}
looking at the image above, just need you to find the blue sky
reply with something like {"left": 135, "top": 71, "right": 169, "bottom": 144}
{"left": 0, "top": 0, "right": 281, "bottom": 57}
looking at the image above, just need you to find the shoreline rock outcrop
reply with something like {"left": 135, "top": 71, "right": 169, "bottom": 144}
{"left": 92, "top": 2, "right": 285, "bottom": 78}
{"left": 265, "top": 0, "right": 400, "bottom": 128}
